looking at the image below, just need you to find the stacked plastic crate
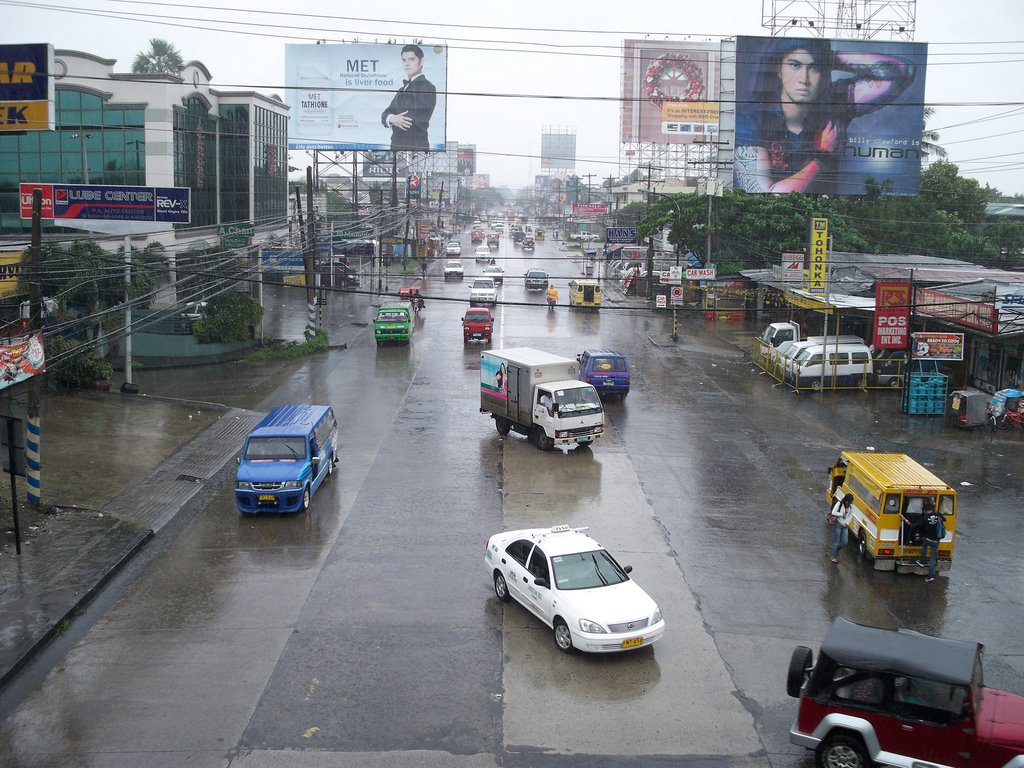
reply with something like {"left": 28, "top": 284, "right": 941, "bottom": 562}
{"left": 903, "top": 371, "right": 949, "bottom": 415}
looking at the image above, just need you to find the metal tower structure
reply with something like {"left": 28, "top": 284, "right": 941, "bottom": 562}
{"left": 762, "top": 0, "right": 917, "bottom": 41}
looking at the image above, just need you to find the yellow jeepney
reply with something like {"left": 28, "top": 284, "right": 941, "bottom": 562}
{"left": 568, "top": 279, "right": 602, "bottom": 310}
{"left": 828, "top": 452, "right": 956, "bottom": 573}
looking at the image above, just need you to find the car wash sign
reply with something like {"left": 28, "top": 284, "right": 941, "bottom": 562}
{"left": 20, "top": 183, "right": 191, "bottom": 223}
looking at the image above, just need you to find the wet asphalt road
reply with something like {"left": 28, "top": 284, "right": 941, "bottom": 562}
{"left": 0, "top": 233, "right": 1023, "bottom": 767}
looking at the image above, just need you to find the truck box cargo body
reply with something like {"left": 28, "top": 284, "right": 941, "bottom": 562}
{"left": 480, "top": 348, "right": 604, "bottom": 451}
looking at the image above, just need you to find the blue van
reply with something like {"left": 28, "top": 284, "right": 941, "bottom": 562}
{"left": 235, "top": 405, "right": 338, "bottom": 514}
{"left": 577, "top": 349, "right": 630, "bottom": 399}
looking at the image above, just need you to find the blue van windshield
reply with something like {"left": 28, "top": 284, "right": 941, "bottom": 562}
{"left": 245, "top": 436, "right": 308, "bottom": 461}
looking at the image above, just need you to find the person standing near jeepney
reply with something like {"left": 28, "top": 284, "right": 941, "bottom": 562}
{"left": 381, "top": 44, "right": 436, "bottom": 151}
{"left": 829, "top": 493, "right": 854, "bottom": 564}
{"left": 916, "top": 499, "right": 944, "bottom": 582}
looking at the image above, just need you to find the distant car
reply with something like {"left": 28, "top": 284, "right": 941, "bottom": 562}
{"left": 484, "top": 524, "right": 665, "bottom": 654}
{"left": 446, "top": 241, "right": 462, "bottom": 255}
{"left": 474, "top": 245, "right": 492, "bottom": 262}
{"left": 522, "top": 237, "right": 535, "bottom": 251}
{"left": 789, "top": 617, "right": 1024, "bottom": 768}
{"left": 469, "top": 277, "right": 497, "bottom": 305}
{"left": 524, "top": 269, "right": 549, "bottom": 290}
{"left": 443, "top": 260, "right": 464, "bottom": 280}
{"left": 482, "top": 264, "right": 504, "bottom": 284}
{"left": 462, "top": 306, "right": 493, "bottom": 343}
{"left": 180, "top": 301, "right": 208, "bottom": 320}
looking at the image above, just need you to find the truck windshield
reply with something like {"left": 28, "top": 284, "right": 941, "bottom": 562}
{"left": 553, "top": 387, "right": 602, "bottom": 415}
{"left": 245, "top": 436, "right": 307, "bottom": 461}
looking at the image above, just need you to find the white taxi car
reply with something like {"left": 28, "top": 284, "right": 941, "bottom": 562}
{"left": 484, "top": 525, "right": 665, "bottom": 654}
{"left": 443, "top": 260, "right": 464, "bottom": 280}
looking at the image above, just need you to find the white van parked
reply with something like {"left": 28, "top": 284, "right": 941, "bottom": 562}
{"left": 787, "top": 340, "right": 873, "bottom": 390}
{"left": 777, "top": 336, "right": 864, "bottom": 381}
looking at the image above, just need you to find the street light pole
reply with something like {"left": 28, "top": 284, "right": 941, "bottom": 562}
{"left": 72, "top": 132, "right": 92, "bottom": 183}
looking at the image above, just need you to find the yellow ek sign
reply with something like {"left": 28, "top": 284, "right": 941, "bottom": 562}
{"left": 807, "top": 217, "right": 829, "bottom": 295}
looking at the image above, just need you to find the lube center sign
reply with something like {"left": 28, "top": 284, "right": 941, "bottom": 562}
{"left": 20, "top": 183, "right": 191, "bottom": 223}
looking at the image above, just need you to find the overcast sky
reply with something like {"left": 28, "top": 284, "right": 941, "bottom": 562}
{"left": 5, "top": 0, "right": 1024, "bottom": 195}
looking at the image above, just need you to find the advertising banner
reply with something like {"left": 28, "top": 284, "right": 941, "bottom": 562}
{"left": 362, "top": 150, "right": 398, "bottom": 178}
{"left": 911, "top": 332, "right": 964, "bottom": 362}
{"left": 621, "top": 40, "right": 721, "bottom": 145}
{"left": 873, "top": 281, "right": 911, "bottom": 349}
{"left": 806, "top": 218, "right": 828, "bottom": 294}
{"left": 0, "top": 251, "right": 24, "bottom": 298}
{"left": 573, "top": 203, "right": 606, "bottom": 215}
{"left": 457, "top": 145, "right": 476, "bottom": 176}
{"left": 20, "top": 183, "right": 190, "bottom": 223}
{"left": 0, "top": 332, "right": 45, "bottom": 393}
{"left": 540, "top": 132, "right": 576, "bottom": 171}
{"left": 781, "top": 252, "right": 803, "bottom": 282}
{"left": 285, "top": 43, "right": 448, "bottom": 151}
{"left": 605, "top": 227, "right": 637, "bottom": 244}
{"left": 0, "top": 43, "right": 54, "bottom": 132}
{"left": 734, "top": 36, "right": 927, "bottom": 196}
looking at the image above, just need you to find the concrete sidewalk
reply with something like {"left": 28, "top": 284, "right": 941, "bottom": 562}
{"left": 0, "top": 391, "right": 262, "bottom": 688}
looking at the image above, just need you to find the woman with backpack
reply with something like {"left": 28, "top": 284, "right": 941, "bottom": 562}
{"left": 828, "top": 493, "right": 855, "bottom": 564}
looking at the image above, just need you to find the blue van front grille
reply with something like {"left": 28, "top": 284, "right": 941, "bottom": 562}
{"left": 253, "top": 481, "right": 285, "bottom": 491}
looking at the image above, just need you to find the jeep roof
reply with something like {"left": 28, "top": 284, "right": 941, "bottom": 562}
{"left": 820, "top": 617, "right": 979, "bottom": 687}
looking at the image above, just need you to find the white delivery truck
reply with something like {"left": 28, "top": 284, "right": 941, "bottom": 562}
{"left": 480, "top": 348, "right": 604, "bottom": 451}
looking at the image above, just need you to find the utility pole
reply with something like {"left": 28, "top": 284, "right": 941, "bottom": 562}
{"left": 303, "top": 168, "right": 317, "bottom": 339}
{"left": 645, "top": 165, "right": 655, "bottom": 299}
{"left": 582, "top": 173, "right": 596, "bottom": 203}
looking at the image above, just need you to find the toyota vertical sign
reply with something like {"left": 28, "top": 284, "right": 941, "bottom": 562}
{"left": 20, "top": 183, "right": 191, "bottom": 223}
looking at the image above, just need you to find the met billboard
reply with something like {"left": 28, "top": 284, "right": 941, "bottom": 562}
{"left": 621, "top": 40, "right": 722, "bottom": 145}
{"left": 285, "top": 43, "right": 448, "bottom": 151}
{"left": 734, "top": 36, "right": 927, "bottom": 196}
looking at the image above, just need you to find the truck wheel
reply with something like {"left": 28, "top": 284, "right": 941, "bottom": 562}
{"left": 787, "top": 646, "right": 813, "bottom": 698}
{"left": 495, "top": 417, "right": 512, "bottom": 436}
{"left": 815, "top": 734, "right": 869, "bottom": 768}
{"left": 858, "top": 533, "right": 873, "bottom": 561}
{"left": 534, "top": 427, "right": 554, "bottom": 451}
{"left": 493, "top": 571, "right": 512, "bottom": 603}
{"left": 300, "top": 486, "right": 311, "bottom": 513}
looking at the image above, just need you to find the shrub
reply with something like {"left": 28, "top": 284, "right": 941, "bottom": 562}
{"left": 192, "top": 292, "right": 264, "bottom": 343}
{"left": 43, "top": 335, "right": 114, "bottom": 390}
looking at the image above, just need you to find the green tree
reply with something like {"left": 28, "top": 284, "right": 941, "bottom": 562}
{"left": 132, "top": 39, "right": 184, "bottom": 75}
{"left": 919, "top": 161, "right": 988, "bottom": 224}
{"left": 921, "top": 106, "right": 947, "bottom": 162}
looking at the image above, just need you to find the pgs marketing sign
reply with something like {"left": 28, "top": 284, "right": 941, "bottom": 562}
{"left": 873, "top": 281, "right": 911, "bottom": 349}
{"left": 20, "top": 184, "right": 190, "bottom": 223}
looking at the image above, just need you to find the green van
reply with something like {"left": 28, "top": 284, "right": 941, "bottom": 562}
{"left": 374, "top": 300, "right": 413, "bottom": 345}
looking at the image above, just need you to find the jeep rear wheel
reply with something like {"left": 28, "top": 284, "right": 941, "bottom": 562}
{"left": 816, "top": 734, "right": 870, "bottom": 768}
{"left": 787, "top": 646, "right": 814, "bottom": 698}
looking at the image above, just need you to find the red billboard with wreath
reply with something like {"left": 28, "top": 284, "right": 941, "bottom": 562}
{"left": 621, "top": 40, "right": 722, "bottom": 145}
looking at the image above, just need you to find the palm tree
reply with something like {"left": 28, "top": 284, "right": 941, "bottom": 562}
{"left": 132, "top": 39, "right": 184, "bottom": 75}
{"left": 921, "top": 106, "right": 948, "bottom": 162}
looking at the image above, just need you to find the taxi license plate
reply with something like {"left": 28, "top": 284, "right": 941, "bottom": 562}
{"left": 258, "top": 494, "right": 276, "bottom": 502}
{"left": 621, "top": 637, "right": 644, "bottom": 649}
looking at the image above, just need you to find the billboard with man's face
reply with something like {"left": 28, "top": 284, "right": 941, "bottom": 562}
{"left": 621, "top": 40, "right": 722, "bottom": 145}
{"left": 734, "top": 36, "right": 927, "bottom": 196}
{"left": 286, "top": 43, "right": 448, "bottom": 151}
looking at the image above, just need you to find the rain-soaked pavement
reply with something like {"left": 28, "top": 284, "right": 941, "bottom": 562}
{"left": 1, "top": 233, "right": 1023, "bottom": 767}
